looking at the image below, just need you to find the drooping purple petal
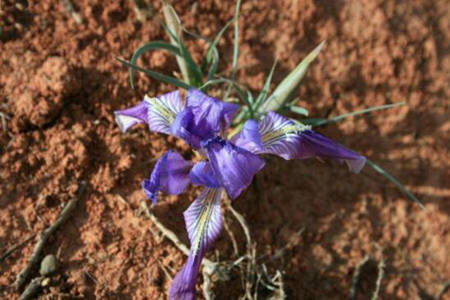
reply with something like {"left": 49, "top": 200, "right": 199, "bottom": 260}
{"left": 190, "top": 162, "right": 221, "bottom": 188}
{"left": 294, "top": 130, "right": 367, "bottom": 173}
{"left": 142, "top": 151, "right": 193, "bottom": 203}
{"left": 187, "top": 89, "right": 240, "bottom": 132}
{"left": 202, "top": 137, "right": 265, "bottom": 199}
{"left": 169, "top": 188, "right": 224, "bottom": 300}
{"left": 145, "top": 90, "right": 185, "bottom": 134}
{"left": 258, "top": 111, "right": 366, "bottom": 173}
{"left": 232, "top": 119, "right": 263, "bottom": 153}
{"left": 114, "top": 101, "right": 148, "bottom": 132}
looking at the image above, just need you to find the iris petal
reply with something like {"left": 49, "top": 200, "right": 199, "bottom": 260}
{"left": 146, "top": 90, "right": 185, "bottom": 134}
{"left": 114, "top": 91, "right": 184, "bottom": 134}
{"left": 114, "top": 101, "right": 148, "bottom": 132}
{"left": 232, "top": 119, "right": 263, "bottom": 153}
{"left": 259, "top": 112, "right": 366, "bottom": 173}
{"left": 190, "top": 162, "right": 221, "bottom": 188}
{"left": 169, "top": 188, "right": 224, "bottom": 300}
{"left": 187, "top": 89, "right": 240, "bottom": 132}
{"left": 142, "top": 151, "right": 193, "bottom": 203}
{"left": 295, "top": 130, "right": 367, "bottom": 173}
{"left": 170, "top": 108, "right": 204, "bottom": 148}
{"left": 203, "top": 137, "right": 265, "bottom": 199}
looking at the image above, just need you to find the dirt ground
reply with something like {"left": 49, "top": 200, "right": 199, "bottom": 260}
{"left": 1, "top": 0, "right": 449, "bottom": 299}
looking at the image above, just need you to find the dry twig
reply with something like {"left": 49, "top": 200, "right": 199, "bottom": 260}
{"left": 371, "top": 256, "right": 385, "bottom": 300}
{"left": 0, "top": 235, "right": 35, "bottom": 263}
{"left": 436, "top": 281, "right": 450, "bottom": 300}
{"left": 349, "top": 255, "right": 371, "bottom": 300}
{"left": 19, "top": 276, "right": 43, "bottom": 300}
{"left": 140, "top": 201, "right": 215, "bottom": 268}
{"left": 15, "top": 181, "right": 87, "bottom": 290}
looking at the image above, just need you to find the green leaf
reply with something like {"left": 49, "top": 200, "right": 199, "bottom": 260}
{"left": 367, "top": 159, "right": 424, "bottom": 208}
{"left": 128, "top": 41, "right": 181, "bottom": 89}
{"left": 312, "top": 102, "right": 405, "bottom": 126}
{"left": 205, "top": 20, "right": 233, "bottom": 81}
{"left": 288, "top": 105, "right": 309, "bottom": 116}
{"left": 260, "top": 41, "right": 325, "bottom": 112}
{"left": 224, "top": 0, "right": 243, "bottom": 100}
{"left": 253, "top": 60, "right": 278, "bottom": 111}
{"left": 117, "top": 58, "right": 192, "bottom": 90}
{"left": 299, "top": 118, "right": 327, "bottom": 126}
{"left": 161, "top": 2, "right": 203, "bottom": 86}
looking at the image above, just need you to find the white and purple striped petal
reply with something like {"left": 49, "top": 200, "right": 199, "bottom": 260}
{"left": 145, "top": 90, "right": 185, "bottom": 134}
{"left": 258, "top": 111, "right": 366, "bottom": 173}
{"left": 114, "top": 90, "right": 184, "bottom": 134}
{"left": 142, "top": 151, "right": 193, "bottom": 204}
{"left": 203, "top": 137, "right": 265, "bottom": 200}
{"left": 169, "top": 187, "right": 224, "bottom": 300}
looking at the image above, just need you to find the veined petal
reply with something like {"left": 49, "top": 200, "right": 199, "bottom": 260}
{"left": 190, "top": 162, "right": 221, "bottom": 188}
{"left": 114, "top": 101, "right": 148, "bottom": 132}
{"left": 169, "top": 188, "right": 224, "bottom": 300}
{"left": 258, "top": 111, "right": 306, "bottom": 160}
{"left": 170, "top": 108, "right": 204, "bottom": 148}
{"left": 259, "top": 111, "right": 366, "bottom": 173}
{"left": 203, "top": 137, "right": 265, "bottom": 199}
{"left": 142, "top": 151, "right": 193, "bottom": 203}
{"left": 145, "top": 90, "right": 185, "bottom": 134}
{"left": 232, "top": 119, "right": 263, "bottom": 153}
{"left": 187, "top": 89, "right": 240, "bottom": 132}
{"left": 295, "top": 130, "right": 367, "bottom": 173}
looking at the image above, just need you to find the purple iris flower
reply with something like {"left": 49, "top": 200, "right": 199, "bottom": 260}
{"left": 115, "top": 89, "right": 366, "bottom": 299}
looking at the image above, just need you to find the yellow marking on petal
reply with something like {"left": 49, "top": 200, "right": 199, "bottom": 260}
{"left": 145, "top": 96, "right": 176, "bottom": 123}
{"left": 191, "top": 189, "right": 220, "bottom": 256}
{"left": 262, "top": 124, "right": 311, "bottom": 144}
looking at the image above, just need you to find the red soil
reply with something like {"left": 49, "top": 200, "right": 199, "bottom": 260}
{"left": 0, "top": 0, "right": 449, "bottom": 299}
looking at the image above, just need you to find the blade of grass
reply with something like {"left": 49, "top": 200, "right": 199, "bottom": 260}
{"left": 205, "top": 20, "right": 233, "bottom": 81}
{"left": 288, "top": 105, "right": 309, "bottom": 116}
{"left": 260, "top": 41, "right": 325, "bottom": 112}
{"left": 128, "top": 41, "right": 180, "bottom": 89}
{"left": 253, "top": 60, "right": 278, "bottom": 111}
{"left": 117, "top": 58, "right": 192, "bottom": 89}
{"left": 367, "top": 159, "right": 424, "bottom": 208}
{"left": 312, "top": 102, "right": 405, "bottom": 126}
{"left": 224, "top": 0, "right": 243, "bottom": 100}
{"left": 161, "top": 2, "right": 203, "bottom": 86}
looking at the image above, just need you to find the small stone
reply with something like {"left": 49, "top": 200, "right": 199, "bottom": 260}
{"left": 40, "top": 254, "right": 58, "bottom": 276}
{"left": 41, "top": 277, "right": 51, "bottom": 287}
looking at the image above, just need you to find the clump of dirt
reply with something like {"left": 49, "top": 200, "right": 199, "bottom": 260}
{"left": 10, "top": 56, "right": 81, "bottom": 131}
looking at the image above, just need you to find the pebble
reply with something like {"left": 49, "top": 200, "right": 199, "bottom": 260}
{"left": 39, "top": 254, "right": 58, "bottom": 276}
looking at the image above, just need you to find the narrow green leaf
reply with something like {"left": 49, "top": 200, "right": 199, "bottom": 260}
{"left": 260, "top": 41, "right": 325, "bottom": 112}
{"left": 288, "top": 105, "right": 309, "bottom": 116}
{"left": 117, "top": 58, "right": 192, "bottom": 89}
{"left": 128, "top": 41, "right": 180, "bottom": 89}
{"left": 161, "top": 2, "right": 189, "bottom": 84}
{"left": 206, "top": 20, "right": 233, "bottom": 64}
{"left": 312, "top": 102, "right": 405, "bottom": 127}
{"left": 300, "top": 118, "right": 327, "bottom": 126}
{"left": 253, "top": 60, "right": 278, "bottom": 111}
{"left": 224, "top": 0, "right": 243, "bottom": 100}
{"left": 367, "top": 159, "right": 424, "bottom": 208}
{"left": 205, "top": 20, "right": 233, "bottom": 81}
